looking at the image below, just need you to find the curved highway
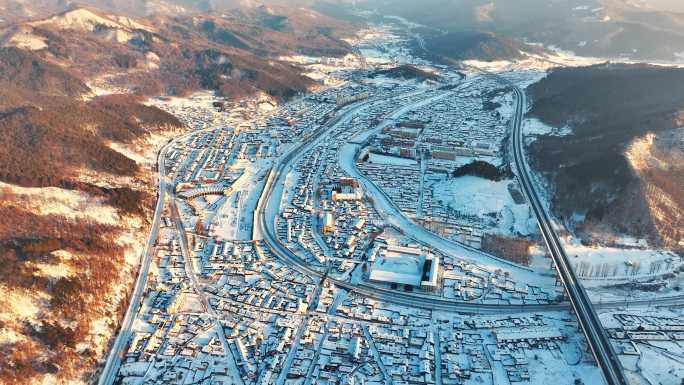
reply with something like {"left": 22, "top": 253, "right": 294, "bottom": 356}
{"left": 509, "top": 85, "right": 628, "bottom": 385}
{"left": 252, "top": 86, "right": 680, "bottom": 319}
{"left": 336, "top": 81, "right": 535, "bottom": 274}
{"left": 253, "top": 89, "right": 557, "bottom": 314}
{"left": 102, "top": 72, "right": 673, "bottom": 385}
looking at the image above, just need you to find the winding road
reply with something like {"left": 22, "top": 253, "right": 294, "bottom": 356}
{"left": 101, "top": 69, "right": 675, "bottom": 385}
{"left": 252, "top": 84, "right": 684, "bottom": 319}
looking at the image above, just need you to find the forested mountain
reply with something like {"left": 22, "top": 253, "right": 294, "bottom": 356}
{"left": 527, "top": 63, "right": 684, "bottom": 251}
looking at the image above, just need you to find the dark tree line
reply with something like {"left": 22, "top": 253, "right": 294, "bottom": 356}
{"left": 452, "top": 160, "right": 511, "bottom": 181}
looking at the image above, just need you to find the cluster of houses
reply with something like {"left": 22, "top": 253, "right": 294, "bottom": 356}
{"left": 109, "top": 26, "right": 611, "bottom": 385}
{"left": 279, "top": 318, "right": 386, "bottom": 385}
{"left": 364, "top": 78, "right": 506, "bottom": 168}
{"left": 354, "top": 76, "right": 517, "bottom": 248}
{"left": 116, "top": 202, "right": 239, "bottom": 384}
{"left": 273, "top": 84, "right": 414, "bottom": 276}
{"left": 358, "top": 161, "right": 422, "bottom": 217}
{"left": 607, "top": 313, "right": 684, "bottom": 357}
{"left": 197, "top": 240, "right": 326, "bottom": 314}
{"left": 439, "top": 258, "right": 553, "bottom": 305}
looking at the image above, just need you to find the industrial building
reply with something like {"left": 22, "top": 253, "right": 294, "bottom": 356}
{"left": 368, "top": 245, "right": 440, "bottom": 290}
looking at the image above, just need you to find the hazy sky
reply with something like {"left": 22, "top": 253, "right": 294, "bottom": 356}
{"left": 633, "top": 0, "right": 684, "bottom": 12}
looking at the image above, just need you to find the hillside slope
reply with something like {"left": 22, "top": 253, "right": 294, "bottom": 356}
{"left": 337, "top": 0, "right": 684, "bottom": 62}
{"left": 0, "top": 45, "right": 185, "bottom": 385}
{"left": 0, "top": 6, "right": 353, "bottom": 99}
{"left": 0, "top": 5, "right": 356, "bottom": 384}
{"left": 424, "top": 31, "right": 534, "bottom": 62}
{"left": 527, "top": 63, "right": 684, "bottom": 251}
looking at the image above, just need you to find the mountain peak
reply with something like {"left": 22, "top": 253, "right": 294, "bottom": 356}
{"left": 29, "top": 7, "right": 152, "bottom": 33}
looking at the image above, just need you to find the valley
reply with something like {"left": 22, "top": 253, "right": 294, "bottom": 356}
{"left": 0, "top": 2, "right": 683, "bottom": 385}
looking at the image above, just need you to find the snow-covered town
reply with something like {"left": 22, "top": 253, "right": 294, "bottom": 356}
{"left": 104, "top": 20, "right": 684, "bottom": 385}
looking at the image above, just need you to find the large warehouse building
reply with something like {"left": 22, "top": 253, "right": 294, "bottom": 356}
{"left": 369, "top": 245, "right": 439, "bottom": 291}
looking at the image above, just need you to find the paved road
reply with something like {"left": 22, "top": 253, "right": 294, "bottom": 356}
{"left": 362, "top": 324, "right": 393, "bottom": 385}
{"left": 432, "top": 325, "right": 443, "bottom": 385}
{"left": 102, "top": 72, "right": 679, "bottom": 385}
{"left": 509, "top": 83, "right": 628, "bottom": 385}
{"left": 254, "top": 86, "right": 684, "bottom": 317}
{"left": 98, "top": 134, "right": 178, "bottom": 385}
{"left": 275, "top": 316, "right": 309, "bottom": 385}
{"left": 170, "top": 196, "right": 245, "bottom": 385}
{"left": 98, "top": 126, "right": 233, "bottom": 385}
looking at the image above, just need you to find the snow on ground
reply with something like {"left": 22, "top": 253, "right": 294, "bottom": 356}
{"left": 149, "top": 91, "right": 216, "bottom": 108}
{"left": 342, "top": 143, "right": 556, "bottom": 289}
{"left": 115, "top": 218, "right": 148, "bottom": 266}
{"left": 522, "top": 117, "right": 573, "bottom": 145}
{"left": 85, "top": 82, "right": 128, "bottom": 98}
{"left": 563, "top": 239, "right": 681, "bottom": 283}
{"left": 493, "top": 91, "right": 515, "bottom": 118}
{"left": 433, "top": 176, "right": 536, "bottom": 236}
{"left": 0, "top": 181, "right": 120, "bottom": 225}
{"left": 599, "top": 307, "right": 684, "bottom": 385}
{"left": 432, "top": 309, "right": 605, "bottom": 385}
{"left": 30, "top": 8, "right": 153, "bottom": 33}
{"left": 383, "top": 15, "right": 426, "bottom": 30}
{"left": 523, "top": 117, "right": 572, "bottom": 137}
{"left": 368, "top": 152, "right": 418, "bottom": 166}
{"left": 4, "top": 28, "right": 48, "bottom": 50}
{"left": 109, "top": 129, "right": 180, "bottom": 169}
{"left": 352, "top": 24, "right": 429, "bottom": 67}
{"left": 28, "top": 250, "right": 73, "bottom": 279}
{"left": 637, "top": 344, "right": 684, "bottom": 385}
{"left": 211, "top": 159, "right": 270, "bottom": 241}
{"left": 463, "top": 47, "right": 603, "bottom": 75}
{"left": 0, "top": 285, "right": 44, "bottom": 342}
{"left": 280, "top": 53, "right": 361, "bottom": 75}
{"left": 525, "top": 348, "right": 604, "bottom": 385}
{"left": 176, "top": 292, "right": 205, "bottom": 313}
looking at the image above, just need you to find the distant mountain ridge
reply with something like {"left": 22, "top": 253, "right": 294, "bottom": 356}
{"left": 326, "top": 0, "right": 684, "bottom": 62}
{"left": 424, "top": 31, "right": 542, "bottom": 62}
{"left": 0, "top": 6, "right": 353, "bottom": 99}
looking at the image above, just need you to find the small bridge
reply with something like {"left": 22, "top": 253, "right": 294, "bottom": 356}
{"left": 178, "top": 183, "right": 231, "bottom": 199}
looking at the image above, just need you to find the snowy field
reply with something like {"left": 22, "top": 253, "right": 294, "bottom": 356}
{"left": 523, "top": 117, "right": 573, "bottom": 145}
{"left": 211, "top": 159, "right": 270, "bottom": 241}
{"left": 560, "top": 238, "right": 683, "bottom": 290}
{"left": 433, "top": 175, "right": 536, "bottom": 236}
{"left": 353, "top": 24, "right": 431, "bottom": 67}
{"left": 368, "top": 152, "right": 419, "bottom": 166}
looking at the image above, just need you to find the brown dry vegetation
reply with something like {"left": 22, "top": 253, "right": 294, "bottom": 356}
{"left": 0, "top": 99, "right": 181, "bottom": 187}
{"left": 0, "top": 48, "right": 182, "bottom": 190}
{"left": 0, "top": 27, "right": 180, "bottom": 385}
{"left": 0, "top": 5, "right": 352, "bottom": 100}
{"left": 0, "top": 205, "right": 124, "bottom": 384}
{"left": 481, "top": 234, "right": 534, "bottom": 266}
{"left": 0, "top": 5, "right": 356, "bottom": 384}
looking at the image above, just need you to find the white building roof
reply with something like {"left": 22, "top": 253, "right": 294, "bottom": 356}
{"left": 369, "top": 246, "right": 425, "bottom": 286}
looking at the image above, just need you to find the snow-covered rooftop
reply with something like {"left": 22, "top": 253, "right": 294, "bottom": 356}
{"left": 369, "top": 246, "right": 425, "bottom": 286}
